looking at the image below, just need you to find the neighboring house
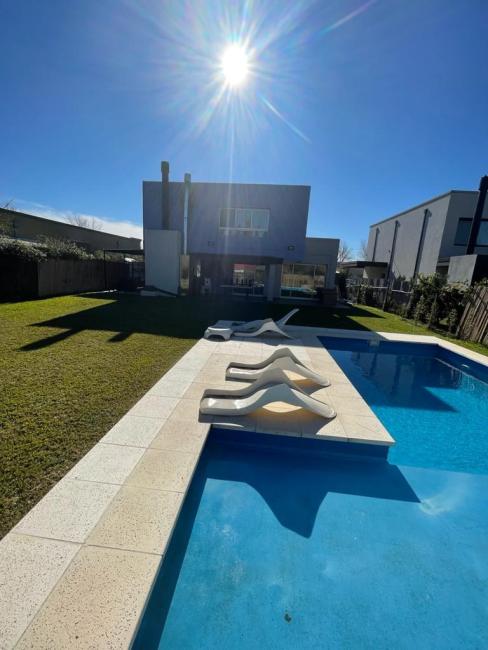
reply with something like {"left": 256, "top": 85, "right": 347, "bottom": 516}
{"left": 143, "top": 162, "right": 339, "bottom": 302}
{"left": 0, "top": 208, "right": 141, "bottom": 252}
{"left": 356, "top": 176, "right": 488, "bottom": 285}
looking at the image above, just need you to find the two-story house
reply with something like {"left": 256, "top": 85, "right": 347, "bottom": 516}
{"left": 359, "top": 176, "right": 488, "bottom": 285}
{"left": 142, "top": 162, "right": 339, "bottom": 302}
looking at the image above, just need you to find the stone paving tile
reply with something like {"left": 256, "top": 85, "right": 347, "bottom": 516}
{"left": 159, "top": 368, "right": 198, "bottom": 384}
{"left": 0, "top": 533, "right": 80, "bottom": 650}
{"left": 322, "top": 382, "right": 362, "bottom": 400}
{"left": 194, "top": 366, "right": 228, "bottom": 384}
{"left": 66, "top": 443, "right": 145, "bottom": 485}
{"left": 321, "top": 369, "right": 352, "bottom": 385}
{"left": 339, "top": 413, "right": 395, "bottom": 445}
{"left": 181, "top": 382, "right": 211, "bottom": 400}
{"left": 127, "top": 449, "right": 198, "bottom": 492}
{"left": 147, "top": 377, "right": 194, "bottom": 398}
{"left": 150, "top": 419, "right": 210, "bottom": 454}
{"left": 167, "top": 398, "right": 204, "bottom": 424}
{"left": 173, "top": 358, "right": 211, "bottom": 373}
{"left": 87, "top": 486, "right": 183, "bottom": 555}
{"left": 16, "top": 546, "right": 160, "bottom": 650}
{"left": 129, "top": 395, "right": 179, "bottom": 419}
{"left": 101, "top": 415, "right": 163, "bottom": 448}
{"left": 301, "top": 414, "right": 348, "bottom": 441}
{"left": 328, "top": 394, "right": 374, "bottom": 418}
{"left": 14, "top": 479, "right": 119, "bottom": 543}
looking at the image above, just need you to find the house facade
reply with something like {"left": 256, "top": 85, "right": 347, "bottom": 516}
{"left": 143, "top": 162, "right": 339, "bottom": 302}
{"left": 361, "top": 178, "right": 488, "bottom": 285}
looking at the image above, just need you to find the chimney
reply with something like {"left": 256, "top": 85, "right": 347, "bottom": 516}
{"left": 161, "top": 161, "right": 170, "bottom": 229}
{"left": 183, "top": 172, "right": 191, "bottom": 255}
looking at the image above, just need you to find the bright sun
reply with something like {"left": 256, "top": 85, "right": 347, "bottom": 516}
{"left": 221, "top": 44, "right": 249, "bottom": 86}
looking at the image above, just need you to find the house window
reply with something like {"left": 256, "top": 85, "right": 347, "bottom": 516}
{"left": 219, "top": 209, "right": 236, "bottom": 229}
{"left": 476, "top": 220, "right": 488, "bottom": 246}
{"left": 280, "top": 263, "right": 327, "bottom": 299}
{"left": 454, "top": 218, "right": 472, "bottom": 246}
{"left": 219, "top": 208, "right": 270, "bottom": 232}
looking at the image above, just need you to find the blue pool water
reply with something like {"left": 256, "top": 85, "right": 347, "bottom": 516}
{"left": 319, "top": 338, "right": 488, "bottom": 474}
{"left": 133, "top": 341, "right": 488, "bottom": 649}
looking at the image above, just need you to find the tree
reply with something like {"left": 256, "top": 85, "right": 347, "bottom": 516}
{"left": 67, "top": 214, "right": 102, "bottom": 230}
{"left": 337, "top": 240, "right": 353, "bottom": 264}
{"left": 359, "top": 239, "right": 368, "bottom": 260}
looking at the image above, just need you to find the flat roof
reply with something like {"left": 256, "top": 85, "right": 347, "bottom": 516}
{"left": 143, "top": 179, "right": 310, "bottom": 190}
{"left": 0, "top": 207, "right": 141, "bottom": 243}
{"left": 369, "top": 190, "right": 477, "bottom": 228}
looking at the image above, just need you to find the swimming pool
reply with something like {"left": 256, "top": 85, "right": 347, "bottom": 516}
{"left": 133, "top": 338, "right": 488, "bottom": 649}
{"left": 319, "top": 337, "right": 488, "bottom": 474}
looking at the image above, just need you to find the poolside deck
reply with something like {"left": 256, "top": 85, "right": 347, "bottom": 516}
{"left": 1, "top": 327, "right": 485, "bottom": 648}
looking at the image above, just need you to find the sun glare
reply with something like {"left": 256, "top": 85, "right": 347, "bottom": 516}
{"left": 221, "top": 44, "right": 249, "bottom": 87}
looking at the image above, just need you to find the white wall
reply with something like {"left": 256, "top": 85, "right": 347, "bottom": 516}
{"left": 447, "top": 254, "right": 477, "bottom": 284}
{"left": 366, "top": 194, "right": 452, "bottom": 279}
{"left": 144, "top": 229, "right": 181, "bottom": 294}
{"left": 302, "top": 237, "right": 339, "bottom": 288}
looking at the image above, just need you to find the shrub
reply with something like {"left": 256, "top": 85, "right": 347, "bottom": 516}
{"left": 408, "top": 274, "right": 469, "bottom": 332}
{"left": 0, "top": 236, "right": 47, "bottom": 262}
{"left": 39, "top": 236, "right": 94, "bottom": 260}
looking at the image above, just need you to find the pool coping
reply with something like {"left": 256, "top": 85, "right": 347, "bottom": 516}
{"left": 1, "top": 327, "right": 485, "bottom": 648}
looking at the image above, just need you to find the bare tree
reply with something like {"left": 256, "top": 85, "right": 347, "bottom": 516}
{"left": 337, "top": 240, "right": 353, "bottom": 264}
{"left": 1, "top": 199, "right": 16, "bottom": 210}
{"left": 359, "top": 239, "right": 368, "bottom": 260}
{"left": 67, "top": 214, "right": 102, "bottom": 231}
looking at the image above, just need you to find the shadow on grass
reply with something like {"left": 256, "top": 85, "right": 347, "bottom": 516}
{"left": 21, "top": 292, "right": 384, "bottom": 351}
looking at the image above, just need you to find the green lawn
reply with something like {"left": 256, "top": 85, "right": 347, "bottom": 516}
{"left": 0, "top": 293, "right": 485, "bottom": 537}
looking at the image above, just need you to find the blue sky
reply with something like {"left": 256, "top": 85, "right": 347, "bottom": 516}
{"left": 1, "top": 0, "right": 487, "bottom": 252}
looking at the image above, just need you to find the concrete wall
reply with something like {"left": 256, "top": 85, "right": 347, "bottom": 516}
{"left": 301, "top": 237, "right": 339, "bottom": 289}
{"left": 366, "top": 194, "right": 453, "bottom": 279}
{"left": 447, "top": 254, "right": 478, "bottom": 285}
{"left": 440, "top": 192, "right": 479, "bottom": 258}
{"left": 144, "top": 229, "right": 181, "bottom": 294}
{"left": 143, "top": 181, "right": 309, "bottom": 262}
{"left": 442, "top": 190, "right": 488, "bottom": 256}
{"left": 0, "top": 208, "right": 141, "bottom": 251}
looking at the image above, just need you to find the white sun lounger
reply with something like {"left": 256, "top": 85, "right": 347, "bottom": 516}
{"left": 202, "top": 367, "right": 308, "bottom": 399}
{"left": 204, "top": 308, "right": 299, "bottom": 341}
{"left": 200, "top": 382, "right": 336, "bottom": 419}
{"left": 226, "top": 348, "right": 330, "bottom": 386}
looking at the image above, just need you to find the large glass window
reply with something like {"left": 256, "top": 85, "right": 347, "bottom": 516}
{"left": 219, "top": 208, "right": 269, "bottom": 232}
{"left": 454, "top": 218, "right": 472, "bottom": 246}
{"left": 281, "top": 263, "right": 327, "bottom": 299}
{"left": 219, "top": 209, "right": 235, "bottom": 229}
{"left": 231, "top": 264, "right": 265, "bottom": 296}
{"left": 476, "top": 220, "right": 488, "bottom": 246}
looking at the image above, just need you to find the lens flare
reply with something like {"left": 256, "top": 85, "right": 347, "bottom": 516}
{"left": 221, "top": 44, "right": 249, "bottom": 86}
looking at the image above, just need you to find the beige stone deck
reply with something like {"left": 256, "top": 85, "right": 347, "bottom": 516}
{"left": 1, "top": 326, "right": 485, "bottom": 648}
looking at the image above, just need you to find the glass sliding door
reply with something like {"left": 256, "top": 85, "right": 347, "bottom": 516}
{"left": 281, "top": 263, "right": 327, "bottom": 299}
{"left": 231, "top": 264, "right": 265, "bottom": 296}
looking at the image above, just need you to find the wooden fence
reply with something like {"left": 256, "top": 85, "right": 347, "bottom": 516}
{"left": 457, "top": 284, "right": 488, "bottom": 345}
{"left": 0, "top": 257, "right": 144, "bottom": 299}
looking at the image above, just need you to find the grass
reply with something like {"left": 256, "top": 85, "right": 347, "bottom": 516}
{"left": 0, "top": 292, "right": 486, "bottom": 537}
